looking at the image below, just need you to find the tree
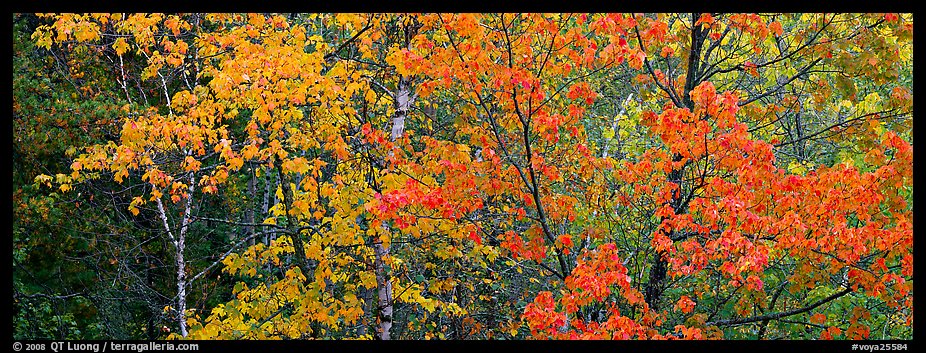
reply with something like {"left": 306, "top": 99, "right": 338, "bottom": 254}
{"left": 22, "top": 12, "right": 912, "bottom": 340}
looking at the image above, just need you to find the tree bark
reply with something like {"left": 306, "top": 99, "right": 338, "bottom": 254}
{"left": 154, "top": 172, "right": 196, "bottom": 337}
{"left": 373, "top": 240, "right": 394, "bottom": 340}
{"left": 644, "top": 13, "right": 707, "bottom": 311}
{"left": 260, "top": 171, "right": 273, "bottom": 246}
{"left": 373, "top": 63, "right": 412, "bottom": 343}
{"left": 602, "top": 93, "right": 633, "bottom": 159}
{"left": 372, "top": 17, "right": 420, "bottom": 340}
{"left": 240, "top": 170, "right": 256, "bottom": 243}
{"left": 274, "top": 159, "right": 312, "bottom": 279}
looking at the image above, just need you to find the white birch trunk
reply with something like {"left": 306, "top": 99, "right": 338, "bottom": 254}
{"left": 155, "top": 172, "right": 196, "bottom": 337}
{"left": 601, "top": 93, "right": 634, "bottom": 159}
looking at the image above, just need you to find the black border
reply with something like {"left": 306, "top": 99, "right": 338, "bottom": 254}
{"left": 7, "top": 339, "right": 920, "bottom": 352}
{"left": 7, "top": 0, "right": 918, "bottom": 15}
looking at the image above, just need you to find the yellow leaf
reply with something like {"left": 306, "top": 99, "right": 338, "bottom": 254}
{"left": 34, "top": 174, "right": 53, "bottom": 187}
{"left": 787, "top": 161, "right": 807, "bottom": 175}
{"left": 113, "top": 37, "right": 130, "bottom": 56}
{"left": 603, "top": 128, "right": 615, "bottom": 139}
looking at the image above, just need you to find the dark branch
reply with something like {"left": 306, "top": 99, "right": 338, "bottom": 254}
{"left": 707, "top": 286, "right": 852, "bottom": 327}
{"left": 324, "top": 17, "right": 374, "bottom": 62}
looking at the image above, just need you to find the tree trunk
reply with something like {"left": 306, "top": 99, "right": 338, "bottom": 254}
{"left": 275, "top": 159, "right": 312, "bottom": 280}
{"left": 644, "top": 13, "right": 707, "bottom": 311}
{"left": 240, "top": 171, "right": 256, "bottom": 242}
{"left": 373, "top": 73, "right": 414, "bottom": 341}
{"left": 175, "top": 238, "right": 188, "bottom": 337}
{"left": 260, "top": 171, "right": 273, "bottom": 246}
{"left": 602, "top": 93, "right": 633, "bottom": 159}
{"left": 372, "top": 18, "right": 420, "bottom": 340}
{"left": 154, "top": 172, "right": 196, "bottom": 337}
{"left": 373, "top": 241, "right": 394, "bottom": 340}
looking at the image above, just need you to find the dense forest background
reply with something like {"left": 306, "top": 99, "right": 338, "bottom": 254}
{"left": 13, "top": 13, "right": 912, "bottom": 340}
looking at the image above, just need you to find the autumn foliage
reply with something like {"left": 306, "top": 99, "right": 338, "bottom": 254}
{"left": 16, "top": 13, "right": 912, "bottom": 340}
